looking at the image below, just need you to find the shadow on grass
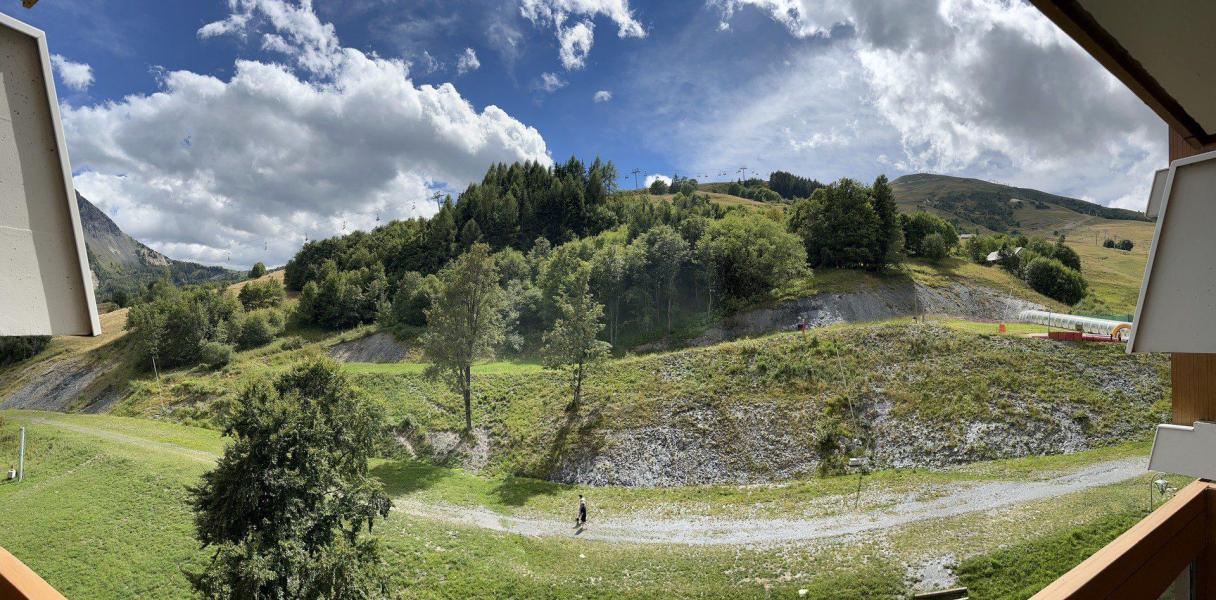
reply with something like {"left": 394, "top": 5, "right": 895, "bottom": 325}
{"left": 372, "top": 460, "right": 457, "bottom": 497}
{"left": 489, "top": 474, "right": 566, "bottom": 507}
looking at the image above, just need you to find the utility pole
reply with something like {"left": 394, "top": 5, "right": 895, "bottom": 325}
{"left": 631, "top": 168, "right": 642, "bottom": 190}
{"left": 738, "top": 166, "right": 748, "bottom": 181}
{"left": 431, "top": 191, "right": 444, "bottom": 211}
{"left": 18, "top": 426, "right": 25, "bottom": 482}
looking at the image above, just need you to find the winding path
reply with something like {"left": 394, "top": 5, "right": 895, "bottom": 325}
{"left": 19, "top": 412, "right": 1150, "bottom": 547}
{"left": 394, "top": 457, "right": 1149, "bottom": 546}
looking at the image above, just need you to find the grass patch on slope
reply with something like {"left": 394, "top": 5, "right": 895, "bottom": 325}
{"left": 1065, "top": 219, "right": 1155, "bottom": 315}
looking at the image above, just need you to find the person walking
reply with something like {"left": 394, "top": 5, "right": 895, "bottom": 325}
{"left": 577, "top": 494, "right": 587, "bottom": 527}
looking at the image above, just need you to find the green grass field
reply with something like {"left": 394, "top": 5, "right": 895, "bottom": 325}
{"left": 0, "top": 410, "right": 1186, "bottom": 599}
{"left": 1065, "top": 220, "right": 1155, "bottom": 315}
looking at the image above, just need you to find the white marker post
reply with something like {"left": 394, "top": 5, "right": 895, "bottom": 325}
{"left": 18, "top": 426, "right": 25, "bottom": 482}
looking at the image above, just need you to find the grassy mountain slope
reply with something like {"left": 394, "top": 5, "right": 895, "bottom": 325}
{"left": 891, "top": 173, "right": 1149, "bottom": 235}
{"left": 77, "top": 192, "right": 242, "bottom": 301}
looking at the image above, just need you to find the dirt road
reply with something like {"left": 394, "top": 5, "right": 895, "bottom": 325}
{"left": 395, "top": 457, "right": 1149, "bottom": 546}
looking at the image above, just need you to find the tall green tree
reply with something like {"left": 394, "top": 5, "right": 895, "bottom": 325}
{"left": 788, "top": 179, "right": 881, "bottom": 269}
{"left": 188, "top": 358, "right": 392, "bottom": 599}
{"left": 871, "top": 175, "right": 903, "bottom": 264}
{"left": 422, "top": 243, "right": 504, "bottom": 432}
{"left": 636, "top": 225, "right": 690, "bottom": 332}
{"left": 589, "top": 243, "right": 635, "bottom": 346}
{"left": 697, "top": 212, "right": 808, "bottom": 306}
{"left": 542, "top": 267, "right": 611, "bottom": 409}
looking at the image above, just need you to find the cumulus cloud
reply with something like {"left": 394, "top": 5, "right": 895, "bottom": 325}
{"left": 644, "top": 173, "right": 671, "bottom": 187}
{"left": 539, "top": 71, "right": 567, "bottom": 92}
{"left": 521, "top": 0, "right": 645, "bottom": 69}
{"left": 593, "top": 89, "right": 612, "bottom": 102}
{"left": 713, "top": 0, "right": 1164, "bottom": 209}
{"left": 63, "top": 0, "right": 550, "bottom": 267}
{"left": 456, "top": 47, "right": 481, "bottom": 75}
{"left": 50, "top": 55, "right": 94, "bottom": 91}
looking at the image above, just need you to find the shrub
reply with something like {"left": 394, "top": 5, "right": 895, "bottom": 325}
{"left": 199, "top": 341, "right": 233, "bottom": 368}
{"left": 235, "top": 309, "right": 285, "bottom": 350}
{"left": 1103, "top": 238, "right": 1116, "bottom": 249}
{"left": 237, "top": 278, "right": 285, "bottom": 310}
{"left": 1117, "top": 239, "right": 1135, "bottom": 251}
{"left": 249, "top": 261, "right": 267, "bottom": 279}
{"left": 648, "top": 179, "right": 669, "bottom": 195}
{"left": 901, "top": 211, "right": 959, "bottom": 256}
{"left": 280, "top": 336, "right": 305, "bottom": 351}
{"left": 1025, "top": 257, "right": 1088, "bottom": 305}
{"left": 921, "top": 232, "right": 949, "bottom": 263}
{"left": 0, "top": 336, "right": 50, "bottom": 366}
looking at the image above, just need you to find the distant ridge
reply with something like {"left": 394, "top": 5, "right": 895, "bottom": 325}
{"left": 891, "top": 173, "right": 1149, "bottom": 234}
{"left": 77, "top": 192, "right": 241, "bottom": 303}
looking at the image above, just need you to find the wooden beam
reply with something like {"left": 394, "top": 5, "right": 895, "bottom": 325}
{"left": 1031, "top": 481, "right": 1214, "bottom": 599}
{"left": 0, "top": 546, "right": 65, "bottom": 600}
{"left": 1031, "top": 0, "right": 1215, "bottom": 148}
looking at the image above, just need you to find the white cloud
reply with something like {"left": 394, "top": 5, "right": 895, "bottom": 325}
{"left": 457, "top": 47, "right": 481, "bottom": 75}
{"left": 63, "top": 0, "right": 550, "bottom": 268}
{"left": 50, "top": 55, "right": 94, "bottom": 91}
{"left": 711, "top": 0, "right": 1164, "bottom": 208}
{"left": 593, "top": 89, "right": 612, "bottom": 102}
{"left": 413, "top": 50, "right": 442, "bottom": 75}
{"left": 644, "top": 173, "right": 671, "bottom": 187}
{"left": 539, "top": 71, "right": 567, "bottom": 92}
{"left": 521, "top": 0, "right": 645, "bottom": 69}
{"left": 558, "top": 20, "right": 596, "bottom": 69}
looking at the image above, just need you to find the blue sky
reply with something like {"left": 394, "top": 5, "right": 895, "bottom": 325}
{"left": 14, "top": 0, "right": 1163, "bottom": 267}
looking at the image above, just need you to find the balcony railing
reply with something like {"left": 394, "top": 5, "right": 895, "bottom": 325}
{"left": 1033, "top": 480, "right": 1216, "bottom": 599}
{"left": 0, "top": 545, "right": 65, "bottom": 600}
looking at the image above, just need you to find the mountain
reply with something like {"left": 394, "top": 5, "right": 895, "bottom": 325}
{"left": 890, "top": 173, "right": 1149, "bottom": 235}
{"left": 77, "top": 192, "right": 242, "bottom": 305}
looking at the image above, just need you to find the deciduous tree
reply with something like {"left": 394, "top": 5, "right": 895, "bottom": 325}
{"left": 422, "top": 243, "right": 504, "bottom": 432}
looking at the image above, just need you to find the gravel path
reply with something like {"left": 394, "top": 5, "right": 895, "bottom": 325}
{"left": 18, "top": 412, "right": 1149, "bottom": 547}
{"left": 395, "top": 457, "right": 1149, "bottom": 546}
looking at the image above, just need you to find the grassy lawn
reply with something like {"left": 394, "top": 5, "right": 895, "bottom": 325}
{"left": 0, "top": 410, "right": 1181, "bottom": 599}
{"left": 1065, "top": 219, "right": 1155, "bottom": 315}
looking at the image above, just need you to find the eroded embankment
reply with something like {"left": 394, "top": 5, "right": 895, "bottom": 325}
{"left": 402, "top": 322, "right": 1167, "bottom": 487}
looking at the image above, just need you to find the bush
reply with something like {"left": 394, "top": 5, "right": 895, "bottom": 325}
{"left": 648, "top": 179, "right": 669, "bottom": 195}
{"left": 901, "top": 211, "right": 958, "bottom": 256}
{"left": 0, "top": 336, "right": 50, "bottom": 366}
{"left": 1103, "top": 238, "right": 1116, "bottom": 248}
{"left": 126, "top": 285, "right": 242, "bottom": 369}
{"left": 697, "top": 212, "right": 808, "bottom": 303}
{"left": 234, "top": 309, "right": 285, "bottom": 350}
{"left": 383, "top": 271, "right": 437, "bottom": 329}
{"left": 237, "top": 278, "right": 285, "bottom": 310}
{"left": 1117, "top": 239, "right": 1135, "bottom": 251}
{"left": 248, "top": 261, "right": 267, "bottom": 279}
{"left": 1025, "top": 257, "right": 1088, "bottom": 305}
{"left": 280, "top": 336, "right": 305, "bottom": 351}
{"left": 199, "top": 341, "right": 233, "bottom": 368}
{"left": 921, "top": 232, "right": 949, "bottom": 263}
